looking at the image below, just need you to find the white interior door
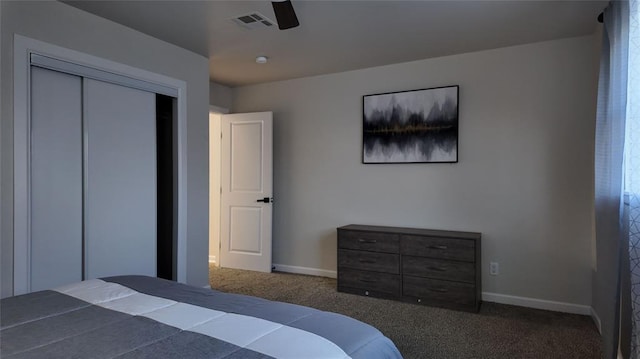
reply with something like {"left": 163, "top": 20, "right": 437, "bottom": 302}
{"left": 84, "top": 78, "right": 157, "bottom": 279}
{"left": 220, "top": 112, "right": 273, "bottom": 272}
{"left": 30, "top": 67, "right": 83, "bottom": 291}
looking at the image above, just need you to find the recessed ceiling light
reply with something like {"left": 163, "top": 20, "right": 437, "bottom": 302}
{"left": 256, "top": 56, "right": 268, "bottom": 64}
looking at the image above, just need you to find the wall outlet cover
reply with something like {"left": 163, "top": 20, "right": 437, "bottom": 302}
{"left": 490, "top": 262, "right": 499, "bottom": 275}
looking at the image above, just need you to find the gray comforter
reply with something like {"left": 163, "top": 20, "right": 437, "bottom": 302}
{"left": 1, "top": 275, "right": 402, "bottom": 358}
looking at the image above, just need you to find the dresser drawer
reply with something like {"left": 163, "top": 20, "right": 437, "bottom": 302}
{"left": 338, "top": 249, "right": 400, "bottom": 274}
{"left": 403, "top": 256, "right": 475, "bottom": 283}
{"left": 338, "top": 230, "right": 400, "bottom": 253}
{"left": 400, "top": 235, "right": 475, "bottom": 262}
{"left": 338, "top": 268, "right": 400, "bottom": 295}
{"left": 403, "top": 276, "right": 475, "bottom": 306}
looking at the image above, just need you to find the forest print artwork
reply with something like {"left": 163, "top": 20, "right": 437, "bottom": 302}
{"left": 363, "top": 86, "right": 458, "bottom": 163}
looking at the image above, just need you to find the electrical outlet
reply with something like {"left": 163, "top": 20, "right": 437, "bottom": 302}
{"left": 490, "top": 262, "right": 499, "bottom": 275}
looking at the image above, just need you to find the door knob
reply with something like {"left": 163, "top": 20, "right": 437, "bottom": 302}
{"left": 256, "top": 197, "right": 273, "bottom": 203}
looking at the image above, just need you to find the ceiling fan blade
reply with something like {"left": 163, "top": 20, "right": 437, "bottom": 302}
{"left": 271, "top": 0, "right": 299, "bottom": 30}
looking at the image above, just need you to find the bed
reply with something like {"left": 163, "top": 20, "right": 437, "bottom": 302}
{"left": 1, "top": 275, "right": 403, "bottom": 358}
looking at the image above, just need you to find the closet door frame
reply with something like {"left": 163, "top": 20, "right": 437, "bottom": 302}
{"left": 13, "top": 34, "right": 188, "bottom": 295}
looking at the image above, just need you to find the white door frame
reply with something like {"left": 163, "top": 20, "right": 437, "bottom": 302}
{"left": 13, "top": 34, "right": 188, "bottom": 294}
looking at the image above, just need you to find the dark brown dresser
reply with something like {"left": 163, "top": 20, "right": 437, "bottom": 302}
{"left": 337, "top": 224, "right": 482, "bottom": 312}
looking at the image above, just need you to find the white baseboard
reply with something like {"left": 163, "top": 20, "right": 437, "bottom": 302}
{"left": 482, "top": 292, "right": 591, "bottom": 315}
{"left": 208, "top": 255, "right": 216, "bottom": 264}
{"left": 590, "top": 307, "right": 602, "bottom": 334}
{"left": 268, "top": 266, "right": 592, "bottom": 316}
{"left": 273, "top": 263, "right": 337, "bottom": 279}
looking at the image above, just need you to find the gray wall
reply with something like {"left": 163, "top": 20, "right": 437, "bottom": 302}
{"left": 210, "top": 81, "right": 233, "bottom": 111}
{"left": 0, "top": 0, "right": 3, "bottom": 299}
{"left": 1, "top": 0, "right": 210, "bottom": 297}
{"left": 233, "top": 35, "right": 599, "bottom": 306}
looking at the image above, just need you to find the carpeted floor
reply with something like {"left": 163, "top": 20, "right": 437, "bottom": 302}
{"left": 209, "top": 266, "right": 601, "bottom": 359}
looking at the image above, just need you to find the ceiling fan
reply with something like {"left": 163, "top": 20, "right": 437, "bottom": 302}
{"left": 271, "top": 0, "right": 299, "bottom": 30}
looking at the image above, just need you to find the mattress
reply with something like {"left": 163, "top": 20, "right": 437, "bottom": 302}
{"left": 1, "top": 275, "right": 403, "bottom": 358}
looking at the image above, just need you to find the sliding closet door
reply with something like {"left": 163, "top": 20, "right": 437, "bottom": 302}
{"left": 84, "top": 79, "right": 157, "bottom": 279}
{"left": 30, "top": 67, "right": 83, "bottom": 291}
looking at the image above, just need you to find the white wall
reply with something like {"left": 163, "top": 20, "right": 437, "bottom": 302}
{"left": 208, "top": 82, "right": 229, "bottom": 267}
{"left": 1, "top": 0, "right": 210, "bottom": 297}
{"left": 209, "top": 112, "right": 222, "bottom": 265}
{"left": 232, "top": 35, "right": 599, "bottom": 307}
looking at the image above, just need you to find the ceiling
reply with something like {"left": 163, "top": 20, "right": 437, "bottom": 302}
{"left": 64, "top": 0, "right": 607, "bottom": 87}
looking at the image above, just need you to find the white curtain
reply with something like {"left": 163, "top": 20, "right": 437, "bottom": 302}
{"left": 595, "top": 1, "right": 629, "bottom": 358}
{"left": 627, "top": 0, "right": 640, "bottom": 356}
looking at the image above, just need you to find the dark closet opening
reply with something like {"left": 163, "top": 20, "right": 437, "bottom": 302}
{"left": 156, "top": 94, "right": 177, "bottom": 280}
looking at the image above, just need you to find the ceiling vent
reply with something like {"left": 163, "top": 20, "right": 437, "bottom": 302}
{"left": 231, "top": 12, "right": 275, "bottom": 30}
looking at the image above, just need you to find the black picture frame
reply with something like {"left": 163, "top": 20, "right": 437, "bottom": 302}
{"left": 362, "top": 85, "right": 459, "bottom": 164}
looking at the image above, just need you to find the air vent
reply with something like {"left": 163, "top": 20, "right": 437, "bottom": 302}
{"left": 231, "top": 12, "right": 275, "bottom": 30}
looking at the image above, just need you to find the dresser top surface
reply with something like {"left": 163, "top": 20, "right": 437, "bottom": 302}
{"left": 338, "top": 224, "right": 481, "bottom": 240}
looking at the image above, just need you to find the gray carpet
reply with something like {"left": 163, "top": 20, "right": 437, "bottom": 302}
{"left": 209, "top": 266, "right": 601, "bottom": 359}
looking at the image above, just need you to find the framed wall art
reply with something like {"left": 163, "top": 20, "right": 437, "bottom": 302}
{"left": 362, "top": 85, "right": 459, "bottom": 164}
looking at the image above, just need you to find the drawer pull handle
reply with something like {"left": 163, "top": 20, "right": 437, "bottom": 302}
{"left": 428, "top": 266, "right": 447, "bottom": 272}
{"left": 429, "top": 245, "right": 448, "bottom": 250}
{"left": 360, "top": 279, "right": 377, "bottom": 283}
{"left": 359, "top": 259, "right": 377, "bottom": 264}
{"left": 428, "top": 287, "right": 449, "bottom": 293}
{"left": 358, "top": 239, "right": 377, "bottom": 244}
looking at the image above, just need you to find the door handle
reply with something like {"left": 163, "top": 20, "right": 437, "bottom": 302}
{"left": 257, "top": 197, "right": 273, "bottom": 203}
